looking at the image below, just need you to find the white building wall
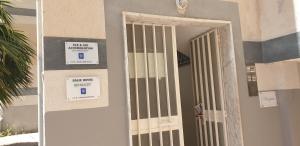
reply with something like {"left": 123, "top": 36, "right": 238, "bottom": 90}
{"left": 259, "top": 0, "right": 297, "bottom": 41}
{"left": 223, "top": 0, "right": 261, "bottom": 41}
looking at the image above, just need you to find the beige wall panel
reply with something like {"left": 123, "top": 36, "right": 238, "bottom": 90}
{"left": 238, "top": 0, "right": 261, "bottom": 41}
{"left": 293, "top": 0, "right": 300, "bottom": 32}
{"left": 14, "top": 24, "right": 37, "bottom": 88}
{"left": 13, "top": 15, "right": 36, "bottom": 25}
{"left": 43, "top": 0, "right": 106, "bottom": 39}
{"left": 11, "top": 0, "right": 36, "bottom": 9}
{"left": 223, "top": 0, "right": 261, "bottom": 41}
{"left": 259, "top": 0, "right": 297, "bottom": 41}
{"left": 44, "top": 69, "right": 109, "bottom": 112}
{"left": 12, "top": 95, "right": 38, "bottom": 106}
{"left": 256, "top": 61, "right": 300, "bottom": 91}
{"left": 2, "top": 105, "right": 38, "bottom": 132}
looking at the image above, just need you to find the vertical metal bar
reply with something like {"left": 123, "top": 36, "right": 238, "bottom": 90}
{"left": 153, "top": 25, "right": 164, "bottom": 146}
{"left": 132, "top": 24, "right": 142, "bottom": 146}
{"left": 171, "top": 26, "right": 185, "bottom": 146}
{"left": 162, "top": 26, "right": 174, "bottom": 146}
{"left": 123, "top": 14, "right": 133, "bottom": 146}
{"left": 198, "top": 120, "right": 204, "bottom": 146}
{"left": 207, "top": 32, "right": 220, "bottom": 146}
{"left": 191, "top": 40, "right": 203, "bottom": 146}
{"left": 191, "top": 41, "right": 200, "bottom": 146}
{"left": 197, "top": 38, "right": 209, "bottom": 146}
{"left": 215, "top": 29, "right": 229, "bottom": 146}
{"left": 37, "top": 0, "right": 44, "bottom": 145}
{"left": 201, "top": 35, "right": 214, "bottom": 146}
{"left": 196, "top": 44, "right": 204, "bottom": 146}
{"left": 143, "top": 25, "right": 153, "bottom": 146}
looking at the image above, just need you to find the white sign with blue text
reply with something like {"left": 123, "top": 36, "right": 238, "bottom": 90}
{"left": 66, "top": 77, "right": 100, "bottom": 101}
{"left": 65, "top": 42, "right": 99, "bottom": 64}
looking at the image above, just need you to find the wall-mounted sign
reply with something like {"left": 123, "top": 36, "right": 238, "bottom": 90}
{"left": 65, "top": 42, "right": 99, "bottom": 64}
{"left": 66, "top": 77, "right": 100, "bottom": 101}
{"left": 259, "top": 91, "right": 278, "bottom": 108}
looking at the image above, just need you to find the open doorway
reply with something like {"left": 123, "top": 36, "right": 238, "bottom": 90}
{"left": 123, "top": 12, "right": 243, "bottom": 146}
{"left": 178, "top": 27, "right": 228, "bottom": 146}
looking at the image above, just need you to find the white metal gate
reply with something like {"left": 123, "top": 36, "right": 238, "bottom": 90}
{"left": 191, "top": 30, "right": 228, "bottom": 146}
{"left": 124, "top": 23, "right": 185, "bottom": 146}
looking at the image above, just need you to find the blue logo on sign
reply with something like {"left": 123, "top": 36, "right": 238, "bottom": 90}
{"left": 80, "top": 88, "right": 86, "bottom": 95}
{"left": 78, "top": 53, "right": 84, "bottom": 59}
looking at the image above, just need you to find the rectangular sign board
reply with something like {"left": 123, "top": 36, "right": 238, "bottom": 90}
{"left": 65, "top": 42, "right": 99, "bottom": 64}
{"left": 259, "top": 91, "right": 278, "bottom": 108}
{"left": 66, "top": 77, "right": 100, "bottom": 101}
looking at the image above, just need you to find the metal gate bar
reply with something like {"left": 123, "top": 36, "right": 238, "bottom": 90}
{"left": 127, "top": 22, "right": 184, "bottom": 146}
{"left": 191, "top": 40, "right": 202, "bottom": 146}
{"left": 132, "top": 23, "right": 142, "bottom": 146}
{"left": 191, "top": 30, "right": 228, "bottom": 146}
{"left": 171, "top": 26, "right": 185, "bottom": 146}
{"left": 142, "top": 24, "right": 153, "bottom": 146}
{"left": 215, "top": 30, "right": 228, "bottom": 146}
{"left": 152, "top": 25, "right": 164, "bottom": 146}
{"left": 197, "top": 38, "right": 209, "bottom": 146}
{"left": 207, "top": 34, "right": 220, "bottom": 146}
{"left": 201, "top": 35, "right": 214, "bottom": 146}
{"left": 162, "top": 25, "right": 174, "bottom": 146}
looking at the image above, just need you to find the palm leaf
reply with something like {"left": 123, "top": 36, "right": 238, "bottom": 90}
{"left": 0, "top": 1, "right": 35, "bottom": 107}
{"left": 0, "top": 0, "right": 12, "bottom": 26}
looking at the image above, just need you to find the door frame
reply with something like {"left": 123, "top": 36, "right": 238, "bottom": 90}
{"left": 122, "top": 12, "right": 244, "bottom": 146}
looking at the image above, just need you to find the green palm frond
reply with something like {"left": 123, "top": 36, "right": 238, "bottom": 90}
{"left": 0, "top": 0, "right": 35, "bottom": 107}
{"left": 0, "top": 0, "right": 12, "bottom": 26}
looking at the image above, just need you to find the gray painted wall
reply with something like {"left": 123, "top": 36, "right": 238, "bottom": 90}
{"left": 239, "top": 97, "right": 283, "bottom": 146}
{"left": 244, "top": 32, "right": 300, "bottom": 64}
{"left": 243, "top": 41, "right": 263, "bottom": 65}
{"left": 178, "top": 65, "right": 196, "bottom": 146}
{"left": 2, "top": 105, "right": 38, "bottom": 132}
{"left": 242, "top": 42, "right": 284, "bottom": 146}
{"left": 243, "top": 32, "right": 300, "bottom": 146}
{"left": 277, "top": 90, "right": 300, "bottom": 146}
{"left": 43, "top": 37, "right": 107, "bottom": 70}
{"left": 43, "top": 0, "right": 256, "bottom": 145}
{"left": 263, "top": 32, "right": 300, "bottom": 62}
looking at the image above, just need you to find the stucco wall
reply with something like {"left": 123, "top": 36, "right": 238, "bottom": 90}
{"left": 2, "top": 105, "right": 38, "bottom": 132}
{"left": 1, "top": 23, "right": 38, "bottom": 132}
{"left": 40, "top": 0, "right": 246, "bottom": 146}
{"left": 226, "top": 0, "right": 298, "bottom": 41}
{"left": 223, "top": 0, "right": 261, "bottom": 41}
{"left": 257, "top": 2, "right": 300, "bottom": 145}
{"left": 277, "top": 90, "right": 300, "bottom": 146}
{"left": 226, "top": 1, "right": 300, "bottom": 146}
{"left": 259, "top": 0, "right": 297, "bottom": 41}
